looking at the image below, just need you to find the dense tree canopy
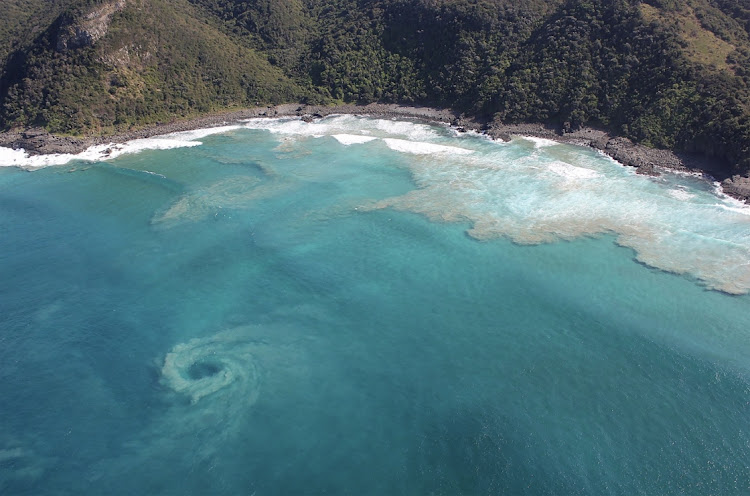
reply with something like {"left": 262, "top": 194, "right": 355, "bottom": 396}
{"left": 1, "top": 0, "right": 749, "bottom": 175}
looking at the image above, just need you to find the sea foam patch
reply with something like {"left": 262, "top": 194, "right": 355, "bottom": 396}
{"left": 242, "top": 115, "right": 362, "bottom": 138}
{"left": 241, "top": 114, "right": 442, "bottom": 143}
{"left": 524, "top": 136, "right": 559, "bottom": 148}
{"left": 5, "top": 115, "right": 750, "bottom": 294}
{"left": 668, "top": 188, "right": 695, "bottom": 201}
{"left": 0, "top": 146, "right": 34, "bottom": 167}
{"left": 100, "top": 138, "right": 203, "bottom": 159}
{"left": 0, "top": 138, "right": 202, "bottom": 169}
{"left": 547, "top": 161, "right": 601, "bottom": 180}
{"left": 0, "top": 123, "right": 249, "bottom": 169}
{"left": 161, "top": 125, "right": 243, "bottom": 141}
{"left": 332, "top": 134, "right": 378, "bottom": 145}
{"left": 383, "top": 138, "right": 474, "bottom": 155}
{"left": 363, "top": 125, "right": 750, "bottom": 294}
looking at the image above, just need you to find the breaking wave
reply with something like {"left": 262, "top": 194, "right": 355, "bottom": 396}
{"left": 241, "top": 114, "right": 441, "bottom": 142}
{"left": 524, "top": 136, "right": 560, "bottom": 148}
{"left": 668, "top": 188, "right": 696, "bottom": 201}
{"left": 547, "top": 161, "right": 601, "bottom": 180}
{"left": 160, "top": 125, "right": 243, "bottom": 142}
{"left": 0, "top": 138, "right": 201, "bottom": 169}
{"left": 0, "top": 125, "right": 245, "bottom": 169}
{"left": 331, "top": 134, "right": 378, "bottom": 145}
{"left": 382, "top": 138, "right": 474, "bottom": 155}
{"left": 362, "top": 130, "right": 750, "bottom": 294}
{"left": 5, "top": 114, "right": 750, "bottom": 294}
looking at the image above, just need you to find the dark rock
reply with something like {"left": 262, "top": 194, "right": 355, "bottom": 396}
{"left": 0, "top": 128, "right": 89, "bottom": 155}
{"left": 590, "top": 136, "right": 609, "bottom": 150}
{"left": 22, "top": 127, "right": 49, "bottom": 139}
{"left": 636, "top": 163, "right": 660, "bottom": 176}
{"left": 721, "top": 176, "right": 750, "bottom": 202}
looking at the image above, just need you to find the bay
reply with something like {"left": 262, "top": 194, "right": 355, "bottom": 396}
{"left": 1, "top": 116, "right": 748, "bottom": 495}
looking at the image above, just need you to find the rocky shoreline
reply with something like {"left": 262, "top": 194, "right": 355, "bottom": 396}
{"left": 1, "top": 102, "right": 748, "bottom": 203}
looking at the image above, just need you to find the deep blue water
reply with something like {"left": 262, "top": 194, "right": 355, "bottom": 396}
{"left": 1, "top": 117, "right": 749, "bottom": 495}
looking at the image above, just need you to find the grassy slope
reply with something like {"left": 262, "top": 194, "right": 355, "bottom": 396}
{"left": 0, "top": 0, "right": 305, "bottom": 135}
{"left": 640, "top": 3, "right": 735, "bottom": 70}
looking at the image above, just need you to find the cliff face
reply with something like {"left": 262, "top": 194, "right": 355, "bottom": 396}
{"left": 55, "top": 0, "right": 127, "bottom": 52}
{"left": 0, "top": 0, "right": 748, "bottom": 178}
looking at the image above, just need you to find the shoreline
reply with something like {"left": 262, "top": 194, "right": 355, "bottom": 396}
{"left": 1, "top": 102, "right": 749, "bottom": 202}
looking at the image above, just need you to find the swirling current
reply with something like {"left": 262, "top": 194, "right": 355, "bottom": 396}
{"left": 0, "top": 116, "right": 748, "bottom": 495}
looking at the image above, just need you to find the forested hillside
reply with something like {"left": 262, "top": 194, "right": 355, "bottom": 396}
{"left": 1, "top": 0, "right": 749, "bottom": 176}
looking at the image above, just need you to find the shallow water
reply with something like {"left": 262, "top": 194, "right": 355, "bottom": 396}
{"left": 1, "top": 116, "right": 749, "bottom": 495}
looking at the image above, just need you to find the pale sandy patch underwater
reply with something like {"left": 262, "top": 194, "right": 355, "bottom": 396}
{"left": 0, "top": 116, "right": 748, "bottom": 495}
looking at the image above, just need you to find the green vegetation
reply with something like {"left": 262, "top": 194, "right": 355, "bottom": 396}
{"left": 1, "top": 0, "right": 749, "bottom": 175}
{"left": 0, "top": 0, "right": 305, "bottom": 135}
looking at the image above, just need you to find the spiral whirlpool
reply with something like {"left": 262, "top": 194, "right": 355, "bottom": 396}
{"left": 160, "top": 330, "right": 261, "bottom": 405}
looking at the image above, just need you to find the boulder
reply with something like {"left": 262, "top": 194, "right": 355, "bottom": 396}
{"left": 721, "top": 176, "right": 750, "bottom": 202}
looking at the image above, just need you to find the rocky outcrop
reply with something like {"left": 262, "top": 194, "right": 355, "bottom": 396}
{"left": 55, "top": 0, "right": 127, "bottom": 52}
{"left": 485, "top": 118, "right": 737, "bottom": 182}
{"left": 720, "top": 176, "right": 750, "bottom": 202}
{"left": 0, "top": 128, "right": 87, "bottom": 155}
{"left": 595, "top": 137, "right": 685, "bottom": 171}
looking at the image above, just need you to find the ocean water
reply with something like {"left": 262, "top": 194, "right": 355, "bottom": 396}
{"left": 1, "top": 116, "right": 749, "bottom": 495}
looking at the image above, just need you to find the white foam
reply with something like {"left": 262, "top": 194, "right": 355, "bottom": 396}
{"left": 366, "top": 125, "right": 750, "bottom": 294}
{"left": 0, "top": 146, "right": 34, "bottom": 167}
{"left": 668, "top": 188, "right": 695, "bottom": 201}
{"left": 667, "top": 168, "right": 710, "bottom": 179}
{"left": 0, "top": 145, "right": 101, "bottom": 168}
{"left": 373, "top": 119, "right": 438, "bottom": 141}
{"left": 714, "top": 203, "right": 750, "bottom": 216}
{"left": 0, "top": 138, "right": 202, "bottom": 169}
{"left": 161, "top": 125, "right": 242, "bottom": 141}
{"left": 547, "top": 161, "right": 601, "bottom": 179}
{"left": 0, "top": 123, "right": 251, "bottom": 169}
{"left": 143, "top": 170, "right": 167, "bottom": 179}
{"left": 241, "top": 115, "right": 441, "bottom": 142}
{"left": 100, "top": 138, "right": 203, "bottom": 159}
{"left": 242, "top": 116, "right": 349, "bottom": 137}
{"left": 332, "top": 134, "right": 377, "bottom": 145}
{"left": 383, "top": 138, "right": 473, "bottom": 155}
{"left": 525, "top": 136, "right": 559, "bottom": 148}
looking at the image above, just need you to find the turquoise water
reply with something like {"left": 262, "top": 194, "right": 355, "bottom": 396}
{"left": 1, "top": 116, "right": 749, "bottom": 495}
